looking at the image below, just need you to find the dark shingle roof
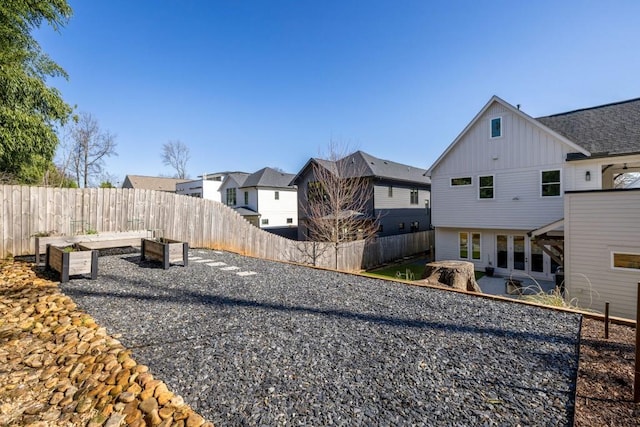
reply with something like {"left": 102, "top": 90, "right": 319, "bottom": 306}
{"left": 226, "top": 172, "right": 250, "bottom": 187}
{"left": 536, "top": 98, "right": 640, "bottom": 157}
{"left": 241, "top": 167, "right": 296, "bottom": 188}
{"left": 321, "top": 151, "right": 429, "bottom": 185}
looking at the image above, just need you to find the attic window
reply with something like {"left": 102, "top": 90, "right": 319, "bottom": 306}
{"left": 490, "top": 117, "right": 502, "bottom": 138}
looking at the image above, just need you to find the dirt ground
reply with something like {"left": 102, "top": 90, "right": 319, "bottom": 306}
{"left": 575, "top": 317, "right": 639, "bottom": 426}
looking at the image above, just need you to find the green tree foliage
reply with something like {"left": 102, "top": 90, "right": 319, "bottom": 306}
{"left": 0, "top": 0, "right": 73, "bottom": 183}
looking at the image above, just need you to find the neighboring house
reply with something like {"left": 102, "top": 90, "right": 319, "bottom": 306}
{"left": 175, "top": 172, "right": 239, "bottom": 202}
{"left": 291, "top": 151, "right": 431, "bottom": 241}
{"left": 427, "top": 95, "right": 640, "bottom": 318}
{"left": 219, "top": 167, "right": 298, "bottom": 237}
{"left": 121, "top": 175, "right": 189, "bottom": 192}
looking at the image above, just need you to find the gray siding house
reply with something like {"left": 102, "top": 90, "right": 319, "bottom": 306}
{"left": 291, "top": 151, "right": 431, "bottom": 241}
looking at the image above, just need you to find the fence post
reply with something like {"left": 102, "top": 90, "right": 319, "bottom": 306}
{"left": 635, "top": 282, "right": 640, "bottom": 403}
{"left": 604, "top": 302, "right": 610, "bottom": 339}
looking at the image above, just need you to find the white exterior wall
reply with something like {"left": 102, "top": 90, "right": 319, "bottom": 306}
{"left": 176, "top": 179, "right": 223, "bottom": 201}
{"left": 565, "top": 190, "right": 640, "bottom": 320}
{"left": 374, "top": 184, "right": 430, "bottom": 209}
{"left": 255, "top": 188, "right": 298, "bottom": 228}
{"left": 436, "top": 227, "right": 556, "bottom": 280}
{"left": 201, "top": 180, "right": 222, "bottom": 201}
{"left": 219, "top": 177, "right": 243, "bottom": 206}
{"left": 431, "top": 101, "right": 583, "bottom": 230}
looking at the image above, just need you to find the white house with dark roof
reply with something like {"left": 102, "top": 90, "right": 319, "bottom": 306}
{"left": 291, "top": 151, "right": 431, "bottom": 241}
{"left": 427, "top": 95, "right": 640, "bottom": 319}
{"left": 219, "top": 168, "right": 298, "bottom": 236}
{"left": 175, "top": 172, "right": 232, "bottom": 201}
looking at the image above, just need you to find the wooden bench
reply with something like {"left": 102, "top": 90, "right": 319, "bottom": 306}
{"left": 35, "top": 231, "right": 148, "bottom": 265}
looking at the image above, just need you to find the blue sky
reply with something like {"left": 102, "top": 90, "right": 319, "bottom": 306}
{"left": 36, "top": 1, "right": 640, "bottom": 184}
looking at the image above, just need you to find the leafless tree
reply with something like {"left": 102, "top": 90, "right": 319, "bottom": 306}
{"left": 301, "top": 142, "right": 381, "bottom": 268}
{"left": 69, "top": 112, "right": 117, "bottom": 188}
{"left": 161, "top": 140, "right": 190, "bottom": 179}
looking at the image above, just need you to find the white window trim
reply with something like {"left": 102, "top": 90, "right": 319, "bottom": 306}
{"left": 540, "top": 169, "right": 563, "bottom": 198}
{"left": 478, "top": 175, "right": 495, "bottom": 200}
{"left": 459, "top": 232, "right": 469, "bottom": 260}
{"left": 611, "top": 251, "right": 640, "bottom": 271}
{"left": 450, "top": 177, "right": 473, "bottom": 187}
{"left": 471, "top": 232, "right": 482, "bottom": 261}
{"left": 490, "top": 116, "right": 503, "bottom": 139}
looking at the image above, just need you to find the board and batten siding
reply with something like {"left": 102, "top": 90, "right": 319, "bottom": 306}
{"left": 373, "top": 184, "right": 430, "bottom": 210}
{"left": 430, "top": 102, "right": 576, "bottom": 230}
{"left": 565, "top": 189, "right": 640, "bottom": 320}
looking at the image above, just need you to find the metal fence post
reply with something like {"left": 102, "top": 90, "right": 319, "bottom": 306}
{"left": 605, "top": 302, "right": 610, "bottom": 339}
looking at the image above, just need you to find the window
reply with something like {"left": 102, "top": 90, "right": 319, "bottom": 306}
{"left": 388, "top": 186, "right": 393, "bottom": 197}
{"left": 308, "top": 181, "right": 326, "bottom": 202}
{"left": 479, "top": 175, "right": 494, "bottom": 199}
{"left": 410, "top": 189, "right": 419, "bottom": 204}
{"left": 261, "top": 218, "right": 269, "bottom": 225}
{"left": 398, "top": 222, "right": 405, "bottom": 230}
{"left": 471, "top": 232, "right": 481, "bottom": 260}
{"left": 274, "top": 191, "right": 279, "bottom": 200}
{"left": 451, "top": 177, "right": 472, "bottom": 186}
{"left": 226, "top": 188, "right": 236, "bottom": 206}
{"left": 612, "top": 252, "right": 640, "bottom": 270}
{"left": 541, "top": 170, "right": 561, "bottom": 197}
{"left": 459, "top": 232, "right": 481, "bottom": 260}
{"left": 459, "top": 232, "right": 468, "bottom": 259}
{"left": 244, "top": 191, "right": 249, "bottom": 205}
{"left": 410, "top": 221, "right": 419, "bottom": 232}
{"left": 490, "top": 117, "right": 502, "bottom": 138}
{"left": 286, "top": 218, "right": 293, "bottom": 224}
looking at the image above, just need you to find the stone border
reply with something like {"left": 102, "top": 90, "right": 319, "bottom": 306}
{"left": 0, "top": 259, "right": 213, "bottom": 427}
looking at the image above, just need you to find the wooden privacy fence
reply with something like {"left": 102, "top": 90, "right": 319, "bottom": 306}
{"left": 0, "top": 185, "right": 432, "bottom": 271}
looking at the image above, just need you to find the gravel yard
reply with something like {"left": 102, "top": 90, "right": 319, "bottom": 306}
{"left": 61, "top": 249, "right": 581, "bottom": 426}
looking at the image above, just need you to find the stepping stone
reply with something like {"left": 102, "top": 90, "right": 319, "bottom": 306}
{"left": 192, "top": 259, "right": 212, "bottom": 263}
{"left": 213, "top": 251, "right": 223, "bottom": 254}
{"left": 220, "top": 266, "right": 240, "bottom": 271}
{"left": 237, "top": 271, "right": 257, "bottom": 277}
{"left": 189, "top": 256, "right": 203, "bottom": 260}
{"left": 206, "top": 262, "right": 226, "bottom": 267}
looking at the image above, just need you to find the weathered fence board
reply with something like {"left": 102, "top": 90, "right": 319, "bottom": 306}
{"left": 0, "top": 185, "right": 432, "bottom": 271}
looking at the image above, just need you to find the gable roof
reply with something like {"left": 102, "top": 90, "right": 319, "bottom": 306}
{"left": 223, "top": 172, "right": 250, "bottom": 188}
{"left": 292, "top": 151, "right": 430, "bottom": 186}
{"left": 427, "top": 95, "right": 590, "bottom": 175}
{"left": 241, "top": 167, "right": 296, "bottom": 189}
{"left": 122, "top": 175, "right": 189, "bottom": 192}
{"left": 536, "top": 97, "right": 640, "bottom": 158}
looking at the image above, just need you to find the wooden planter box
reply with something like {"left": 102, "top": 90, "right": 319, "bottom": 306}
{"left": 46, "top": 244, "right": 98, "bottom": 283}
{"left": 140, "top": 238, "right": 188, "bottom": 270}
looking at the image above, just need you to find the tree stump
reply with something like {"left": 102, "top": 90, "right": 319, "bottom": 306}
{"left": 421, "top": 260, "right": 482, "bottom": 293}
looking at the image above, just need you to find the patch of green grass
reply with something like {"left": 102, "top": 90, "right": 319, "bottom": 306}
{"left": 365, "top": 257, "right": 428, "bottom": 281}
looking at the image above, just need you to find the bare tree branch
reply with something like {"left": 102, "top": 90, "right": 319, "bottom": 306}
{"left": 161, "top": 140, "right": 190, "bottom": 179}
{"left": 69, "top": 112, "right": 117, "bottom": 187}
{"left": 300, "top": 142, "right": 381, "bottom": 267}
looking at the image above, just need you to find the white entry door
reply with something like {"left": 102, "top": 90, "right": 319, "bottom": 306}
{"left": 496, "top": 234, "right": 528, "bottom": 273}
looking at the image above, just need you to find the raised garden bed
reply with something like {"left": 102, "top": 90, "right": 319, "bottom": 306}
{"left": 45, "top": 244, "right": 98, "bottom": 283}
{"left": 140, "top": 238, "right": 188, "bottom": 270}
{"left": 34, "top": 230, "right": 148, "bottom": 264}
